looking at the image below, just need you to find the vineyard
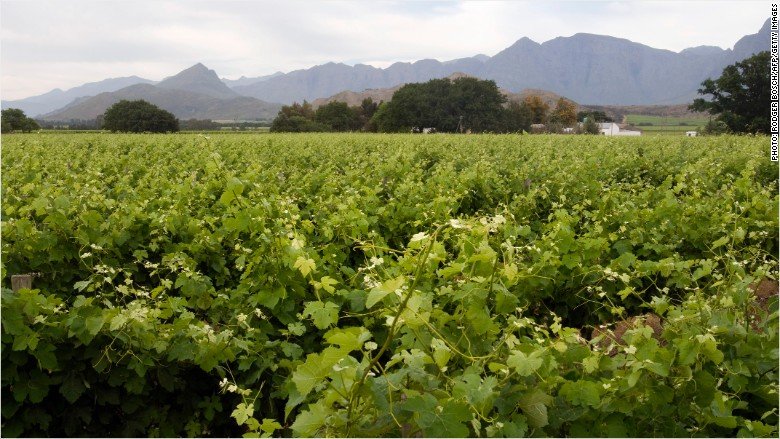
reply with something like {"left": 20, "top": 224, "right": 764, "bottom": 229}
{"left": 1, "top": 133, "right": 778, "bottom": 437}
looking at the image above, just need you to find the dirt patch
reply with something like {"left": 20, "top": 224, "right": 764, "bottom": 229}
{"left": 591, "top": 313, "right": 663, "bottom": 355}
{"left": 748, "top": 278, "right": 778, "bottom": 331}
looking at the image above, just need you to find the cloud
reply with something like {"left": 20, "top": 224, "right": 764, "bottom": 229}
{"left": 0, "top": 0, "right": 769, "bottom": 100}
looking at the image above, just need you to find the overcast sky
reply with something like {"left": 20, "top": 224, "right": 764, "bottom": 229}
{"left": 0, "top": 0, "right": 770, "bottom": 100}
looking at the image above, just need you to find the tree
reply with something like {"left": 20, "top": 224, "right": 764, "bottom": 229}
{"left": 582, "top": 117, "right": 600, "bottom": 134}
{"left": 1, "top": 108, "right": 40, "bottom": 133}
{"left": 700, "top": 119, "right": 730, "bottom": 135}
{"left": 375, "top": 77, "right": 507, "bottom": 132}
{"left": 356, "top": 98, "right": 379, "bottom": 131}
{"left": 449, "top": 77, "right": 507, "bottom": 132}
{"left": 270, "top": 101, "right": 331, "bottom": 132}
{"left": 277, "top": 101, "right": 316, "bottom": 120}
{"left": 102, "top": 100, "right": 179, "bottom": 133}
{"left": 314, "top": 102, "right": 361, "bottom": 131}
{"left": 550, "top": 98, "right": 577, "bottom": 126}
{"left": 522, "top": 96, "right": 549, "bottom": 125}
{"left": 270, "top": 115, "right": 329, "bottom": 132}
{"left": 368, "top": 102, "right": 391, "bottom": 132}
{"left": 577, "top": 110, "right": 612, "bottom": 123}
{"left": 503, "top": 101, "right": 532, "bottom": 132}
{"left": 689, "top": 51, "right": 769, "bottom": 133}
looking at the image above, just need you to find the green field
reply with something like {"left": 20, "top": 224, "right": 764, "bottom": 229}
{"left": 2, "top": 133, "right": 777, "bottom": 437}
{"left": 625, "top": 114, "right": 710, "bottom": 136}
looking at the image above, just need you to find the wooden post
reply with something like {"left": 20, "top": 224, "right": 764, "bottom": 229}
{"left": 11, "top": 275, "right": 32, "bottom": 292}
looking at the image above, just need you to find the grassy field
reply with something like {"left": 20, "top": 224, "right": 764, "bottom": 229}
{"left": 625, "top": 114, "right": 710, "bottom": 136}
{"left": 2, "top": 133, "right": 777, "bottom": 437}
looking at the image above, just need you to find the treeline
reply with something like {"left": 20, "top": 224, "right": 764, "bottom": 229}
{"left": 270, "top": 99, "right": 378, "bottom": 132}
{"left": 1, "top": 108, "right": 40, "bottom": 133}
{"left": 34, "top": 116, "right": 271, "bottom": 132}
{"left": 179, "top": 119, "right": 270, "bottom": 131}
{"left": 270, "top": 77, "right": 602, "bottom": 134}
{"left": 37, "top": 119, "right": 103, "bottom": 130}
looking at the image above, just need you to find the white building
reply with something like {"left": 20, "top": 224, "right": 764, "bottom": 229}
{"left": 686, "top": 131, "right": 697, "bottom": 137}
{"left": 599, "top": 122, "right": 641, "bottom": 136}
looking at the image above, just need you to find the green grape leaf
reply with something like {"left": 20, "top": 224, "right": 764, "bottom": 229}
{"left": 559, "top": 380, "right": 601, "bottom": 407}
{"left": 294, "top": 257, "right": 316, "bottom": 277}
{"left": 405, "top": 394, "right": 471, "bottom": 438}
{"left": 303, "top": 301, "right": 339, "bottom": 330}
{"left": 712, "top": 236, "right": 729, "bottom": 249}
{"left": 365, "top": 276, "right": 405, "bottom": 309}
{"left": 291, "top": 401, "right": 330, "bottom": 437}
{"left": 507, "top": 350, "right": 543, "bottom": 377}
{"left": 84, "top": 314, "right": 104, "bottom": 337}
{"left": 518, "top": 390, "right": 553, "bottom": 428}
{"left": 292, "top": 347, "right": 346, "bottom": 396}
{"left": 319, "top": 276, "right": 338, "bottom": 294}
{"left": 59, "top": 374, "right": 86, "bottom": 403}
{"left": 231, "top": 402, "right": 254, "bottom": 425}
{"left": 260, "top": 418, "right": 282, "bottom": 435}
{"left": 324, "top": 326, "right": 371, "bottom": 351}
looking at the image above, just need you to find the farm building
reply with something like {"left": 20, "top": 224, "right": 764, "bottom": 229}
{"left": 686, "top": 131, "right": 697, "bottom": 137}
{"left": 599, "top": 122, "right": 641, "bottom": 136}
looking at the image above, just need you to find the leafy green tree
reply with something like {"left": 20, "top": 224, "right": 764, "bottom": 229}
{"left": 503, "top": 101, "right": 533, "bottom": 132}
{"left": 368, "top": 102, "right": 391, "bottom": 132}
{"left": 102, "top": 100, "right": 179, "bottom": 133}
{"left": 271, "top": 101, "right": 331, "bottom": 132}
{"left": 357, "top": 98, "right": 379, "bottom": 131}
{"left": 278, "top": 101, "right": 316, "bottom": 120}
{"left": 1, "top": 108, "right": 40, "bottom": 133}
{"left": 375, "top": 82, "right": 429, "bottom": 132}
{"left": 449, "top": 77, "right": 507, "bottom": 132}
{"left": 270, "top": 115, "right": 329, "bottom": 132}
{"left": 314, "top": 102, "right": 361, "bottom": 131}
{"left": 376, "top": 77, "right": 506, "bottom": 132}
{"left": 700, "top": 119, "right": 730, "bottom": 135}
{"left": 689, "top": 51, "right": 770, "bottom": 133}
{"left": 22, "top": 118, "right": 40, "bottom": 132}
{"left": 582, "top": 117, "right": 600, "bottom": 134}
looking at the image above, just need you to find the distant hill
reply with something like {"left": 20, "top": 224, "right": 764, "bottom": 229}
{"left": 232, "top": 19, "right": 770, "bottom": 106}
{"left": 581, "top": 104, "right": 706, "bottom": 122}
{"left": 2, "top": 76, "right": 154, "bottom": 117}
{"left": 312, "top": 73, "right": 580, "bottom": 110}
{"left": 222, "top": 72, "right": 284, "bottom": 88}
{"left": 503, "top": 88, "right": 580, "bottom": 110}
{"left": 311, "top": 85, "right": 402, "bottom": 108}
{"left": 43, "top": 64, "right": 281, "bottom": 121}
{"left": 156, "top": 63, "right": 238, "bottom": 99}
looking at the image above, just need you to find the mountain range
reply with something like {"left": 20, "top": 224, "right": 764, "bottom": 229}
{"left": 235, "top": 19, "right": 769, "bottom": 106}
{"left": 40, "top": 64, "right": 281, "bottom": 121}
{"left": 2, "top": 76, "right": 155, "bottom": 117}
{"left": 4, "top": 19, "right": 770, "bottom": 121}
